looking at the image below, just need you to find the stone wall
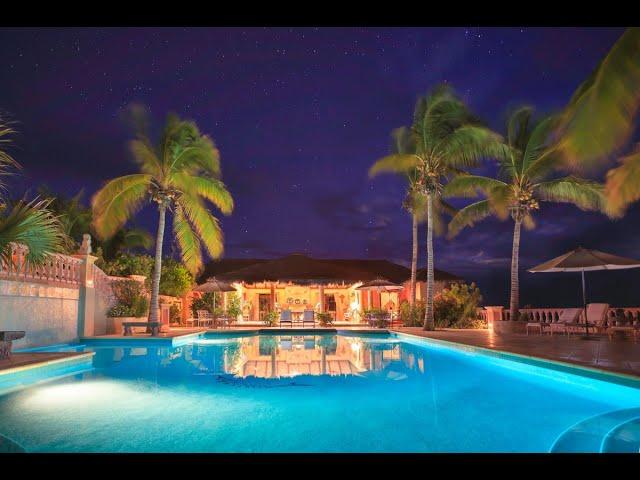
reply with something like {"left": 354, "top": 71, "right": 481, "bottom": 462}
{"left": 0, "top": 279, "right": 80, "bottom": 348}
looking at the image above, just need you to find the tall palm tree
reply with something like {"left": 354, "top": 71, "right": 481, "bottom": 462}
{"left": 445, "top": 107, "right": 606, "bottom": 321}
{"left": 0, "top": 118, "right": 66, "bottom": 265}
{"left": 370, "top": 85, "right": 505, "bottom": 330}
{"left": 92, "top": 111, "right": 234, "bottom": 324}
{"left": 386, "top": 127, "right": 421, "bottom": 306}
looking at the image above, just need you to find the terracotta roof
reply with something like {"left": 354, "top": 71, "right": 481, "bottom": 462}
{"left": 198, "top": 254, "right": 462, "bottom": 284}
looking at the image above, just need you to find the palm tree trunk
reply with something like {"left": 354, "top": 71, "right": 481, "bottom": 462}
{"left": 423, "top": 193, "right": 435, "bottom": 330}
{"left": 410, "top": 210, "right": 418, "bottom": 306}
{"left": 509, "top": 218, "right": 522, "bottom": 322}
{"left": 148, "top": 204, "right": 166, "bottom": 326}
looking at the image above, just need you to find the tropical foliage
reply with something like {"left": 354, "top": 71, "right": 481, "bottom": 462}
{"left": 433, "top": 282, "right": 484, "bottom": 329}
{"left": 0, "top": 118, "right": 66, "bottom": 266}
{"left": 445, "top": 107, "right": 606, "bottom": 320}
{"left": 107, "top": 279, "right": 149, "bottom": 318}
{"left": 158, "top": 258, "right": 193, "bottom": 297}
{"left": 370, "top": 84, "right": 505, "bottom": 330}
{"left": 92, "top": 108, "right": 234, "bottom": 323}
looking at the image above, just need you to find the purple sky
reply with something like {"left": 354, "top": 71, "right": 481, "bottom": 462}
{"left": 1, "top": 27, "right": 639, "bottom": 306}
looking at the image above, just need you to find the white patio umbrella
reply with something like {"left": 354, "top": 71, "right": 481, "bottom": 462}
{"left": 528, "top": 247, "right": 640, "bottom": 337}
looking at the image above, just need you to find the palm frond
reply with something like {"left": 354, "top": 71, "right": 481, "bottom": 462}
{"left": 507, "top": 105, "right": 534, "bottom": 150}
{"left": 535, "top": 176, "right": 605, "bottom": 212}
{"left": 91, "top": 174, "right": 151, "bottom": 240}
{"left": 603, "top": 143, "right": 640, "bottom": 218}
{"left": 369, "top": 154, "right": 420, "bottom": 178}
{"left": 447, "top": 200, "right": 492, "bottom": 238}
{"left": 522, "top": 214, "right": 536, "bottom": 230}
{"left": 172, "top": 174, "right": 233, "bottom": 215}
{"left": 173, "top": 204, "right": 203, "bottom": 274}
{"left": 558, "top": 28, "right": 640, "bottom": 168}
{"left": 176, "top": 194, "right": 224, "bottom": 262}
{"left": 443, "top": 174, "right": 508, "bottom": 199}
{"left": 0, "top": 119, "right": 21, "bottom": 200}
{"left": 129, "top": 139, "right": 163, "bottom": 178}
{"left": 122, "top": 228, "right": 154, "bottom": 251}
{"left": 0, "top": 198, "right": 66, "bottom": 266}
{"left": 435, "top": 125, "right": 509, "bottom": 169}
{"left": 521, "top": 114, "right": 561, "bottom": 176}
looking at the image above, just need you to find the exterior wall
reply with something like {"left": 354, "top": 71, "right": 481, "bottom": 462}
{"left": 0, "top": 279, "right": 80, "bottom": 348}
{"left": 0, "top": 236, "right": 119, "bottom": 348}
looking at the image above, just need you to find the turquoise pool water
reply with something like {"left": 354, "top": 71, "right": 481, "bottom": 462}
{"left": 1, "top": 331, "right": 639, "bottom": 453}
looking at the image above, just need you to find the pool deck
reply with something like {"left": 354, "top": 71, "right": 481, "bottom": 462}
{"left": 392, "top": 327, "right": 640, "bottom": 379}
{"left": 0, "top": 351, "right": 93, "bottom": 375}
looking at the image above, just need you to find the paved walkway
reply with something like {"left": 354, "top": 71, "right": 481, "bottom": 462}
{"left": 392, "top": 327, "right": 640, "bottom": 378}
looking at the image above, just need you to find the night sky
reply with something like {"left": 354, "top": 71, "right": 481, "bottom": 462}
{"left": 2, "top": 27, "right": 639, "bottom": 307}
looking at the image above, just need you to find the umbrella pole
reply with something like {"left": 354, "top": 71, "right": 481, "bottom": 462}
{"left": 582, "top": 269, "right": 589, "bottom": 337}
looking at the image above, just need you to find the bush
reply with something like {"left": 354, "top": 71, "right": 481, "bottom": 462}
{"left": 159, "top": 259, "right": 193, "bottom": 297}
{"left": 399, "top": 300, "right": 426, "bottom": 327}
{"left": 434, "top": 282, "right": 485, "bottom": 329}
{"left": 100, "top": 253, "right": 154, "bottom": 278}
{"left": 169, "top": 304, "right": 181, "bottom": 325}
{"left": 191, "top": 292, "right": 220, "bottom": 316}
{"left": 226, "top": 293, "right": 242, "bottom": 320}
{"left": 262, "top": 310, "right": 278, "bottom": 326}
{"left": 108, "top": 279, "right": 149, "bottom": 318}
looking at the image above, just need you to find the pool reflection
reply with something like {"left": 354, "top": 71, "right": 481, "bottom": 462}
{"left": 91, "top": 334, "right": 427, "bottom": 381}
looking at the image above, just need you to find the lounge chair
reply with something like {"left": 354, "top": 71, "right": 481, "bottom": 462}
{"left": 548, "top": 308, "right": 582, "bottom": 336}
{"left": 302, "top": 309, "right": 315, "bottom": 328}
{"left": 607, "top": 313, "right": 639, "bottom": 342}
{"left": 279, "top": 309, "right": 293, "bottom": 328}
{"left": 566, "top": 303, "right": 610, "bottom": 336}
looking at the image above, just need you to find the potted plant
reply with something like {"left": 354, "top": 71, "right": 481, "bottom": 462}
{"left": 107, "top": 279, "right": 149, "bottom": 334}
{"left": 316, "top": 312, "right": 333, "bottom": 327}
{"left": 263, "top": 310, "right": 278, "bottom": 327}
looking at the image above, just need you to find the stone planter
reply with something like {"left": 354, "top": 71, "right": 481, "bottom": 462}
{"left": 492, "top": 320, "right": 527, "bottom": 335}
{"left": 107, "top": 317, "right": 147, "bottom": 335}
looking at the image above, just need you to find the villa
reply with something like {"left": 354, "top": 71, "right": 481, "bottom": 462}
{"left": 196, "top": 253, "right": 462, "bottom": 322}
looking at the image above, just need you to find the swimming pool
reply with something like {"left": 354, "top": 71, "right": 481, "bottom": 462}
{"left": 1, "top": 330, "right": 639, "bottom": 453}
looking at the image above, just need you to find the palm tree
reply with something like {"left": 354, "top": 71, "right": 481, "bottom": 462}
{"left": 92, "top": 110, "right": 234, "bottom": 325}
{"left": 370, "top": 85, "right": 505, "bottom": 330}
{"left": 445, "top": 107, "right": 606, "bottom": 321}
{"left": 0, "top": 118, "right": 65, "bottom": 265}
{"left": 555, "top": 28, "right": 640, "bottom": 216}
{"left": 386, "top": 127, "right": 421, "bottom": 306}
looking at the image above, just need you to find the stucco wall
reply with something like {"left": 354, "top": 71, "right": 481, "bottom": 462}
{"left": 0, "top": 279, "right": 80, "bottom": 349}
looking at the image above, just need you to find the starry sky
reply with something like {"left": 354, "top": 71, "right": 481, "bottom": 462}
{"left": 1, "top": 26, "right": 640, "bottom": 307}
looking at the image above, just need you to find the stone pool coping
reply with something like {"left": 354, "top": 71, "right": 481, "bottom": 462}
{"left": 0, "top": 351, "right": 94, "bottom": 376}
{"left": 392, "top": 330, "right": 640, "bottom": 389}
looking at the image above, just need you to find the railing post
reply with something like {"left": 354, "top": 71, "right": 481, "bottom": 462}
{"left": 484, "top": 306, "right": 504, "bottom": 332}
{"left": 73, "top": 234, "right": 98, "bottom": 338}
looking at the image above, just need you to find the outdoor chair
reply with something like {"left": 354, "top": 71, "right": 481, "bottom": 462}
{"left": 566, "top": 303, "right": 609, "bottom": 336}
{"left": 607, "top": 313, "right": 639, "bottom": 342}
{"left": 302, "top": 309, "right": 315, "bottom": 328}
{"left": 548, "top": 308, "right": 582, "bottom": 336}
{"left": 0, "top": 331, "right": 25, "bottom": 360}
{"left": 280, "top": 309, "right": 293, "bottom": 328}
{"left": 196, "top": 310, "right": 213, "bottom": 328}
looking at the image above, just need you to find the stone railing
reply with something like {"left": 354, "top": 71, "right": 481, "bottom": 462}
{"left": 0, "top": 242, "right": 82, "bottom": 287}
{"left": 485, "top": 305, "right": 640, "bottom": 326}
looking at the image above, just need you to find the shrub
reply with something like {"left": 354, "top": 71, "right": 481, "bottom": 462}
{"left": 262, "top": 310, "right": 278, "bottom": 326}
{"left": 399, "top": 300, "right": 426, "bottom": 327}
{"left": 159, "top": 259, "right": 193, "bottom": 297}
{"left": 226, "top": 293, "right": 242, "bottom": 320}
{"left": 434, "top": 282, "right": 485, "bottom": 329}
{"left": 191, "top": 292, "right": 220, "bottom": 316}
{"left": 108, "top": 279, "right": 148, "bottom": 317}
{"left": 100, "top": 253, "right": 154, "bottom": 278}
{"left": 169, "top": 304, "right": 182, "bottom": 325}
{"left": 316, "top": 312, "right": 333, "bottom": 327}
